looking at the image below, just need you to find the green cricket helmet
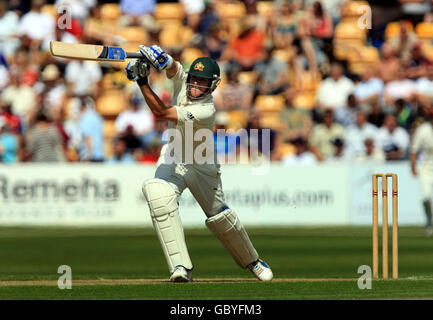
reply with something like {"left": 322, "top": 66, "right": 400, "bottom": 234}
{"left": 186, "top": 57, "right": 221, "bottom": 100}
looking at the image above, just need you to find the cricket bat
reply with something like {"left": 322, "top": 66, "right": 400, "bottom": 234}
{"left": 49, "top": 41, "right": 143, "bottom": 61}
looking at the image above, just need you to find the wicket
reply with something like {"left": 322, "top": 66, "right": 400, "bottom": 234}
{"left": 372, "top": 173, "right": 398, "bottom": 280}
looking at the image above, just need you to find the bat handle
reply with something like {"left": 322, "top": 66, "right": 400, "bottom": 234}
{"left": 126, "top": 52, "right": 146, "bottom": 59}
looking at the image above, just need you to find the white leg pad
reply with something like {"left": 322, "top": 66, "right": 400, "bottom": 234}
{"left": 142, "top": 178, "right": 193, "bottom": 273}
{"left": 206, "top": 208, "right": 259, "bottom": 268}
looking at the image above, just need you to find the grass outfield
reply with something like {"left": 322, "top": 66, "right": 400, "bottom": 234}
{"left": 0, "top": 226, "right": 432, "bottom": 299}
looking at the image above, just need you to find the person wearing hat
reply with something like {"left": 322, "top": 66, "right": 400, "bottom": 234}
{"left": 126, "top": 45, "right": 273, "bottom": 282}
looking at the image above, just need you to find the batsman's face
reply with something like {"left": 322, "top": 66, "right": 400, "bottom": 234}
{"left": 189, "top": 76, "right": 210, "bottom": 97}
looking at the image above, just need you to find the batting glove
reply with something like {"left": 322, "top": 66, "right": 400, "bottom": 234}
{"left": 139, "top": 45, "right": 173, "bottom": 72}
{"left": 126, "top": 59, "right": 150, "bottom": 86}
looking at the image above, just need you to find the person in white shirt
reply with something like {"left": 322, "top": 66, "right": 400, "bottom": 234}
{"left": 384, "top": 67, "right": 416, "bottom": 105}
{"left": 125, "top": 44, "right": 273, "bottom": 282}
{"left": 415, "top": 64, "right": 433, "bottom": 110}
{"left": 376, "top": 114, "right": 410, "bottom": 160}
{"left": 65, "top": 60, "right": 102, "bottom": 97}
{"left": 316, "top": 62, "right": 355, "bottom": 110}
{"left": 345, "top": 111, "right": 378, "bottom": 158}
{"left": 282, "top": 136, "right": 317, "bottom": 166}
{"left": 0, "top": 0, "right": 20, "bottom": 58}
{"left": 410, "top": 109, "right": 433, "bottom": 236}
{"left": 18, "top": 0, "right": 55, "bottom": 45}
{"left": 353, "top": 137, "right": 386, "bottom": 163}
{"left": 354, "top": 68, "right": 384, "bottom": 105}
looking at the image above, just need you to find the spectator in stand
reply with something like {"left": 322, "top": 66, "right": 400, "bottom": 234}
{"left": 0, "top": 98, "right": 21, "bottom": 134}
{"left": 115, "top": 96, "right": 155, "bottom": 148}
{"left": 271, "top": 0, "right": 302, "bottom": 50}
{"left": 384, "top": 66, "right": 416, "bottom": 105}
{"left": 226, "top": 15, "right": 265, "bottom": 71}
{"left": 354, "top": 68, "right": 384, "bottom": 106}
{"left": 78, "top": 98, "right": 104, "bottom": 162}
{"left": 141, "top": 118, "right": 168, "bottom": 149}
{"left": 376, "top": 43, "right": 401, "bottom": 84}
{"left": 345, "top": 111, "right": 379, "bottom": 158}
{"left": 41, "top": 17, "right": 79, "bottom": 52}
{"left": 9, "top": 49, "right": 39, "bottom": 87}
{"left": 416, "top": 64, "right": 433, "bottom": 110}
{"left": 54, "top": 0, "right": 96, "bottom": 26}
{"left": 65, "top": 59, "right": 102, "bottom": 98}
{"left": 119, "top": 0, "right": 157, "bottom": 29}
{"left": 400, "top": 0, "right": 432, "bottom": 24}
{"left": 243, "top": 0, "right": 268, "bottom": 33}
{"left": 245, "top": 110, "right": 277, "bottom": 160}
{"left": 0, "top": 118, "right": 18, "bottom": 163}
{"left": 107, "top": 139, "right": 135, "bottom": 164}
{"left": 316, "top": 62, "right": 355, "bottom": 111}
{"left": 203, "top": 23, "right": 227, "bottom": 61}
{"left": 394, "top": 98, "right": 415, "bottom": 131}
{"left": 376, "top": 114, "right": 410, "bottom": 160}
{"left": 279, "top": 88, "right": 313, "bottom": 142}
{"left": 25, "top": 112, "right": 64, "bottom": 162}
{"left": 213, "top": 111, "right": 238, "bottom": 164}
{"left": 180, "top": 0, "right": 205, "bottom": 31}
{"left": 353, "top": 137, "right": 386, "bottom": 163}
{"left": 2, "top": 68, "right": 36, "bottom": 127}
{"left": 140, "top": 138, "right": 161, "bottom": 164}
{"left": 310, "top": 108, "right": 345, "bottom": 160}
{"left": 0, "top": 0, "right": 20, "bottom": 58}
{"left": 367, "top": 100, "right": 386, "bottom": 128}
{"left": 18, "top": 0, "right": 55, "bottom": 51}
{"left": 196, "top": 1, "right": 219, "bottom": 35}
{"left": 38, "top": 64, "right": 67, "bottom": 115}
{"left": 335, "top": 93, "right": 360, "bottom": 128}
{"left": 118, "top": 124, "right": 142, "bottom": 155}
{"left": 282, "top": 136, "right": 317, "bottom": 166}
{"left": 405, "top": 42, "right": 430, "bottom": 79}
{"left": 254, "top": 45, "right": 288, "bottom": 95}
{"left": 327, "top": 137, "right": 349, "bottom": 162}
{"left": 213, "top": 67, "right": 253, "bottom": 111}
{"left": 388, "top": 20, "right": 419, "bottom": 64}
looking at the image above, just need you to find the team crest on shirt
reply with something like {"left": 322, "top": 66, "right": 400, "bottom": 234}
{"left": 193, "top": 62, "right": 205, "bottom": 71}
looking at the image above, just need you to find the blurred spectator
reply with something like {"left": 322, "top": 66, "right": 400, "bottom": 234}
{"left": 353, "top": 137, "right": 386, "bottom": 163}
{"left": 0, "top": 98, "right": 21, "bottom": 133}
{"left": 196, "top": 1, "right": 219, "bottom": 35}
{"left": 54, "top": 0, "right": 96, "bottom": 24}
{"left": 38, "top": 64, "right": 67, "bottom": 114}
{"left": 0, "top": 118, "right": 18, "bottom": 163}
{"left": 279, "top": 88, "right": 313, "bottom": 141}
{"left": 316, "top": 62, "right": 355, "bottom": 110}
{"left": 306, "top": 1, "right": 333, "bottom": 41}
{"left": 78, "top": 98, "right": 104, "bottom": 162}
{"left": 282, "top": 136, "right": 317, "bottom": 166}
{"left": 415, "top": 64, "right": 433, "bottom": 110}
{"left": 139, "top": 138, "right": 161, "bottom": 164}
{"left": 203, "top": 23, "right": 227, "bottom": 61}
{"left": 115, "top": 96, "right": 155, "bottom": 147}
{"left": 119, "top": 0, "right": 157, "bottom": 28}
{"left": 18, "top": 0, "right": 55, "bottom": 50}
{"left": 142, "top": 118, "right": 168, "bottom": 148}
{"left": 0, "top": 0, "right": 20, "bottom": 58}
{"left": 388, "top": 20, "right": 418, "bottom": 63}
{"left": 227, "top": 15, "right": 265, "bottom": 71}
{"left": 354, "top": 69, "right": 384, "bottom": 106}
{"left": 272, "top": 0, "right": 301, "bottom": 50}
{"left": 107, "top": 139, "right": 135, "bottom": 164}
{"left": 400, "top": 0, "right": 432, "bottom": 24}
{"left": 327, "top": 137, "right": 349, "bottom": 162}
{"left": 118, "top": 124, "right": 142, "bottom": 154}
{"left": 395, "top": 98, "right": 415, "bottom": 130}
{"left": 367, "top": 100, "right": 386, "bottom": 128}
{"left": 0, "top": 54, "right": 8, "bottom": 90}
{"left": 405, "top": 42, "right": 430, "bottom": 79}
{"left": 214, "top": 67, "right": 253, "bottom": 111}
{"left": 310, "top": 108, "right": 345, "bottom": 160}
{"left": 25, "top": 112, "right": 64, "bottom": 162}
{"left": 376, "top": 43, "right": 401, "bottom": 83}
{"left": 181, "top": 0, "right": 205, "bottom": 31}
{"left": 245, "top": 111, "right": 277, "bottom": 160}
{"left": 2, "top": 69, "right": 36, "bottom": 126}
{"left": 213, "top": 111, "right": 237, "bottom": 163}
{"left": 335, "top": 93, "right": 360, "bottom": 128}
{"left": 345, "top": 111, "right": 379, "bottom": 158}
{"left": 243, "top": 0, "right": 268, "bottom": 33}
{"left": 65, "top": 60, "right": 102, "bottom": 98}
{"left": 376, "top": 114, "right": 410, "bottom": 160}
{"left": 254, "top": 45, "right": 288, "bottom": 95}
{"left": 63, "top": 97, "right": 83, "bottom": 158}
{"left": 384, "top": 66, "right": 416, "bottom": 105}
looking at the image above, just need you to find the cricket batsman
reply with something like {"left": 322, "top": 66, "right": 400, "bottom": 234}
{"left": 410, "top": 109, "right": 433, "bottom": 237}
{"left": 125, "top": 45, "right": 273, "bottom": 282}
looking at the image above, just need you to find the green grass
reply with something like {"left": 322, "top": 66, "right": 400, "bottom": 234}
{"left": 0, "top": 226, "right": 433, "bottom": 299}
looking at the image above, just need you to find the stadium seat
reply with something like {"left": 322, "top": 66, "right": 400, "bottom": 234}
{"left": 293, "top": 92, "right": 316, "bottom": 110}
{"left": 101, "top": 3, "right": 121, "bottom": 21}
{"left": 334, "top": 21, "right": 367, "bottom": 41}
{"left": 227, "top": 110, "right": 247, "bottom": 130}
{"left": 333, "top": 40, "right": 364, "bottom": 60}
{"left": 160, "top": 25, "right": 194, "bottom": 47}
{"left": 260, "top": 112, "right": 284, "bottom": 131}
{"left": 154, "top": 3, "right": 185, "bottom": 22}
{"left": 238, "top": 71, "right": 257, "bottom": 86}
{"left": 41, "top": 4, "right": 56, "bottom": 17}
{"left": 103, "top": 120, "right": 117, "bottom": 138}
{"left": 181, "top": 47, "right": 204, "bottom": 65}
{"left": 118, "top": 27, "right": 148, "bottom": 44}
{"left": 291, "top": 71, "right": 322, "bottom": 91}
{"left": 276, "top": 142, "right": 295, "bottom": 158}
{"left": 255, "top": 95, "right": 285, "bottom": 112}
{"left": 415, "top": 22, "right": 433, "bottom": 41}
{"left": 214, "top": 1, "right": 246, "bottom": 20}
{"left": 104, "top": 139, "right": 114, "bottom": 158}
{"left": 257, "top": 1, "right": 274, "bottom": 18}
{"left": 385, "top": 21, "right": 414, "bottom": 40}
{"left": 340, "top": 1, "right": 371, "bottom": 20}
{"left": 348, "top": 46, "right": 380, "bottom": 75}
{"left": 422, "top": 43, "right": 433, "bottom": 61}
{"left": 96, "top": 91, "right": 126, "bottom": 117}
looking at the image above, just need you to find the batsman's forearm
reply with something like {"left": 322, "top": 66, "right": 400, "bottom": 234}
{"left": 139, "top": 84, "right": 169, "bottom": 117}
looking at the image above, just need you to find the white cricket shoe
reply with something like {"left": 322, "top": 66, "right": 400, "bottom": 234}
{"left": 248, "top": 259, "right": 273, "bottom": 281}
{"left": 170, "top": 265, "right": 193, "bottom": 282}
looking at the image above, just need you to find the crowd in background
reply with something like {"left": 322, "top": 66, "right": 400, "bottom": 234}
{"left": 0, "top": 0, "right": 432, "bottom": 165}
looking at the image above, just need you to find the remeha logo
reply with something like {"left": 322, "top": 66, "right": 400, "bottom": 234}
{"left": 193, "top": 62, "right": 204, "bottom": 71}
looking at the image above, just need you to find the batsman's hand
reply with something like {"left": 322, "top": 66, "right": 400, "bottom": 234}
{"left": 126, "top": 59, "right": 150, "bottom": 86}
{"left": 139, "top": 45, "right": 173, "bottom": 71}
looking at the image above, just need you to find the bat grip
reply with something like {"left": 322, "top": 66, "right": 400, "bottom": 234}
{"left": 126, "top": 52, "right": 146, "bottom": 59}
